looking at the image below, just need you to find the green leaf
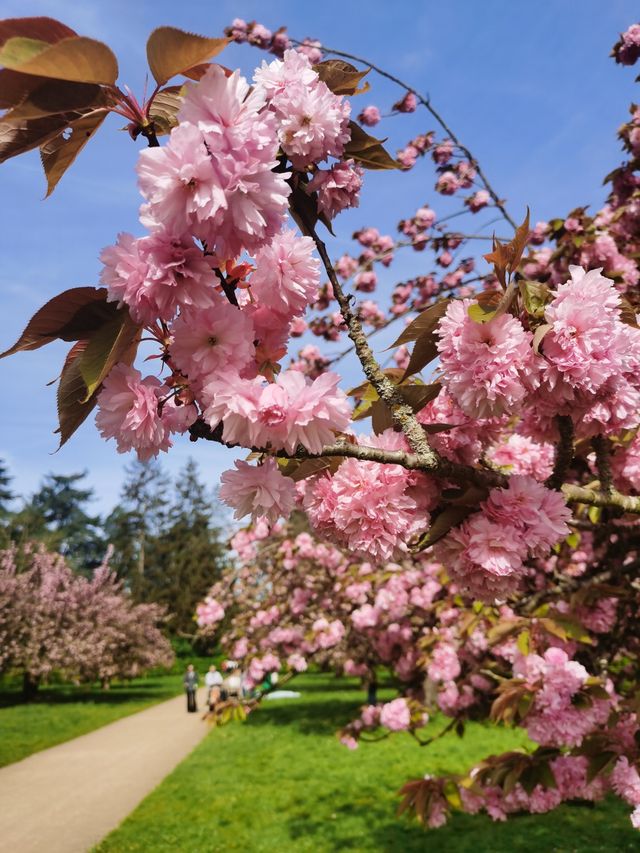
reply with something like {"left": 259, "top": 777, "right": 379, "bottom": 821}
{"left": 517, "top": 692, "right": 534, "bottom": 720}
{"left": 0, "top": 287, "right": 117, "bottom": 358}
{"left": 146, "top": 27, "right": 228, "bottom": 86}
{"left": 0, "top": 35, "right": 118, "bottom": 85}
{"left": 78, "top": 309, "right": 140, "bottom": 399}
{"left": 0, "top": 36, "right": 49, "bottom": 66}
{"left": 516, "top": 629, "right": 530, "bottom": 656}
{"left": 588, "top": 505, "right": 601, "bottom": 524}
{"left": 467, "top": 302, "right": 496, "bottom": 324}
{"left": 519, "top": 279, "right": 550, "bottom": 319}
{"left": 55, "top": 340, "right": 94, "bottom": 448}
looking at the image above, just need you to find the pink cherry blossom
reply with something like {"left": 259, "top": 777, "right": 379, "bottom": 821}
{"left": 437, "top": 299, "right": 539, "bottom": 418}
{"left": 249, "top": 229, "right": 320, "bottom": 318}
{"left": 358, "top": 105, "right": 381, "bottom": 126}
{"left": 219, "top": 458, "right": 296, "bottom": 524}
{"left": 100, "top": 231, "right": 216, "bottom": 324}
{"left": 169, "top": 300, "right": 256, "bottom": 384}
{"left": 307, "top": 159, "right": 363, "bottom": 219}
{"left": 379, "top": 697, "right": 411, "bottom": 730}
{"left": 95, "top": 363, "right": 171, "bottom": 461}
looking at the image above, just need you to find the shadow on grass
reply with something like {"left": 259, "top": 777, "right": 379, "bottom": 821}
{"left": 248, "top": 696, "right": 364, "bottom": 736}
{"left": 284, "top": 794, "right": 637, "bottom": 853}
{"left": 0, "top": 677, "right": 178, "bottom": 709}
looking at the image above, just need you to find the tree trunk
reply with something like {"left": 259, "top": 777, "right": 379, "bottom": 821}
{"left": 366, "top": 679, "right": 378, "bottom": 705}
{"left": 22, "top": 672, "right": 39, "bottom": 701}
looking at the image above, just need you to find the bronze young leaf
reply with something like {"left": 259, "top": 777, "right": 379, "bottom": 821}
{"left": 146, "top": 27, "right": 228, "bottom": 86}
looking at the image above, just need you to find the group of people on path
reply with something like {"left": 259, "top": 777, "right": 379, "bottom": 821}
{"left": 183, "top": 661, "right": 246, "bottom": 713}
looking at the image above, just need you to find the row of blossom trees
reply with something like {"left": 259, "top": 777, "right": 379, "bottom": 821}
{"left": 1, "top": 12, "right": 640, "bottom": 832}
{"left": 0, "top": 544, "right": 173, "bottom": 697}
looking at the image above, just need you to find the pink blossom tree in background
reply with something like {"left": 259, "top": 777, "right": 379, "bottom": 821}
{"left": 1, "top": 14, "right": 640, "bottom": 831}
{"left": 0, "top": 543, "right": 173, "bottom": 698}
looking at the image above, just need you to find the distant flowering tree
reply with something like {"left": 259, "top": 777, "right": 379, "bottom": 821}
{"left": 1, "top": 13, "right": 640, "bottom": 831}
{"left": 0, "top": 543, "right": 173, "bottom": 697}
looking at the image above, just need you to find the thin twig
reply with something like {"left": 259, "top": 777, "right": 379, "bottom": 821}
{"left": 292, "top": 40, "right": 517, "bottom": 230}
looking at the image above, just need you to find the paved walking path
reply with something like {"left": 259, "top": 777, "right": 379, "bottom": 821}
{"left": 0, "top": 689, "right": 208, "bottom": 853}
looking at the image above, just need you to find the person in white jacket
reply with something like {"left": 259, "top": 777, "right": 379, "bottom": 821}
{"left": 204, "top": 664, "right": 223, "bottom": 706}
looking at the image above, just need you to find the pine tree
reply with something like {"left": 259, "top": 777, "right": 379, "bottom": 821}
{"left": 103, "top": 459, "right": 170, "bottom": 589}
{"left": 140, "top": 458, "right": 227, "bottom": 634}
{"left": 0, "top": 460, "right": 13, "bottom": 518}
{"left": 11, "top": 472, "right": 104, "bottom": 573}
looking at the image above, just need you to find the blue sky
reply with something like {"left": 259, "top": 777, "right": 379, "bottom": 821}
{"left": 0, "top": 0, "right": 638, "bottom": 514}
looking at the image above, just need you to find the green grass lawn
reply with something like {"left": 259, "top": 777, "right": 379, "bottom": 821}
{"left": 0, "top": 673, "right": 185, "bottom": 767}
{"left": 96, "top": 673, "right": 638, "bottom": 853}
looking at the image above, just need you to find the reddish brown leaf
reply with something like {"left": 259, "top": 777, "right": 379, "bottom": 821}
{"left": 619, "top": 296, "right": 639, "bottom": 328}
{"left": 0, "top": 111, "right": 81, "bottom": 163}
{"left": 0, "top": 68, "right": 47, "bottom": 108}
{"left": 370, "top": 399, "right": 394, "bottom": 434}
{"left": 0, "top": 287, "right": 117, "bottom": 358}
{"left": 400, "top": 333, "right": 439, "bottom": 380}
{"left": 40, "top": 108, "right": 107, "bottom": 195}
{"left": 416, "top": 505, "right": 475, "bottom": 551}
{"left": 0, "top": 35, "right": 119, "bottom": 85}
{"left": 398, "top": 382, "right": 441, "bottom": 411}
{"left": 146, "top": 27, "right": 228, "bottom": 86}
{"left": 315, "top": 59, "right": 370, "bottom": 95}
{"left": 388, "top": 299, "right": 451, "bottom": 348}
{"left": 5, "top": 79, "right": 106, "bottom": 119}
{"left": 285, "top": 456, "right": 345, "bottom": 483}
{"left": 344, "top": 121, "right": 400, "bottom": 170}
{"left": 532, "top": 323, "right": 552, "bottom": 354}
{"left": 510, "top": 207, "right": 530, "bottom": 271}
{"left": 147, "top": 85, "right": 183, "bottom": 136}
{"left": 0, "top": 17, "right": 76, "bottom": 48}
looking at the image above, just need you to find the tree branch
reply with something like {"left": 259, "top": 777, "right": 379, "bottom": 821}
{"left": 546, "top": 415, "right": 574, "bottom": 491}
{"left": 593, "top": 435, "right": 614, "bottom": 494}
{"left": 294, "top": 209, "right": 440, "bottom": 466}
{"left": 562, "top": 484, "right": 640, "bottom": 514}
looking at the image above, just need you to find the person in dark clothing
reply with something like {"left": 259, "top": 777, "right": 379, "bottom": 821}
{"left": 183, "top": 664, "right": 198, "bottom": 713}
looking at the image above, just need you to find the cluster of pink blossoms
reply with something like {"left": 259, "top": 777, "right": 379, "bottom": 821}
{"left": 530, "top": 266, "right": 640, "bottom": 438}
{"left": 302, "top": 430, "right": 439, "bottom": 561}
{"left": 436, "top": 299, "right": 539, "bottom": 418}
{"left": 95, "top": 49, "right": 362, "bottom": 508}
{"left": 195, "top": 596, "right": 225, "bottom": 628}
{"left": 435, "top": 476, "right": 571, "bottom": 602}
{"left": 514, "top": 648, "right": 612, "bottom": 748}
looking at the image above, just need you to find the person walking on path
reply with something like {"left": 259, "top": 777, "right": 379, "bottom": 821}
{"left": 183, "top": 664, "right": 199, "bottom": 713}
{"left": 204, "top": 664, "right": 223, "bottom": 706}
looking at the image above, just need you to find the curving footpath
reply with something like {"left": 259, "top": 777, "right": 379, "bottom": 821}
{"left": 0, "top": 689, "right": 208, "bottom": 853}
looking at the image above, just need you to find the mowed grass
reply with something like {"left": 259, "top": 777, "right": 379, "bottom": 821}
{"left": 96, "top": 673, "right": 637, "bottom": 853}
{"left": 0, "top": 672, "right": 184, "bottom": 767}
